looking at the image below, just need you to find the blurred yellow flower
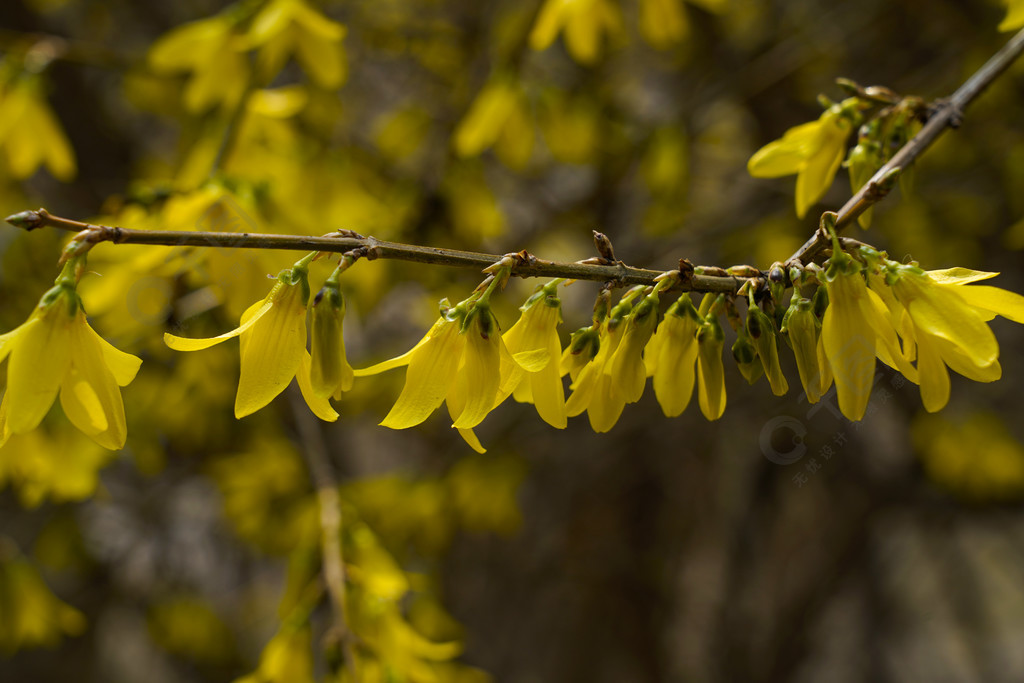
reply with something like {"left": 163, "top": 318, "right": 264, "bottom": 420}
{"left": 164, "top": 267, "right": 337, "bottom": 421}
{"left": 246, "top": 0, "right": 347, "bottom": 89}
{"left": 529, "top": 0, "right": 624, "bottom": 64}
{"left": 149, "top": 14, "right": 249, "bottom": 112}
{"left": 501, "top": 284, "right": 567, "bottom": 429}
{"left": 1000, "top": 0, "right": 1024, "bottom": 31}
{"left": 453, "top": 76, "right": 534, "bottom": 169}
{"left": 0, "top": 78, "right": 75, "bottom": 181}
{"left": 0, "top": 552, "right": 86, "bottom": 652}
{"left": 747, "top": 103, "right": 856, "bottom": 218}
{"left": 0, "top": 283, "right": 141, "bottom": 450}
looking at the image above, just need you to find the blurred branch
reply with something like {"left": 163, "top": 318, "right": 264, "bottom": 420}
{"left": 288, "top": 389, "right": 357, "bottom": 679}
{"left": 790, "top": 26, "right": 1024, "bottom": 265}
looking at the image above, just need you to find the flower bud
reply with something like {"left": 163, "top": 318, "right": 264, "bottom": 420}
{"left": 310, "top": 281, "right": 354, "bottom": 400}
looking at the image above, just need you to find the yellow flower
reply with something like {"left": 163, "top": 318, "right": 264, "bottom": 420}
{"left": 644, "top": 294, "right": 700, "bottom": 417}
{"left": 149, "top": 14, "right": 250, "bottom": 113}
{"left": 529, "top": 0, "right": 624, "bottom": 65}
{"left": 0, "top": 552, "right": 86, "bottom": 651}
{"left": 164, "top": 267, "right": 337, "bottom": 421}
{"left": 452, "top": 76, "right": 534, "bottom": 169}
{"left": 309, "top": 279, "right": 354, "bottom": 400}
{"left": 560, "top": 326, "right": 600, "bottom": 382}
{"left": 500, "top": 284, "right": 567, "bottom": 429}
{"left": 354, "top": 300, "right": 520, "bottom": 452}
{"left": 1001, "top": 0, "right": 1024, "bottom": 31}
{"left": 564, "top": 287, "right": 646, "bottom": 432}
{"left": 0, "top": 283, "right": 141, "bottom": 450}
{"left": 0, "top": 78, "right": 76, "bottom": 181}
{"left": 747, "top": 102, "right": 857, "bottom": 218}
{"left": 695, "top": 315, "right": 726, "bottom": 420}
{"left": 781, "top": 295, "right": 832, "bottom": 403}
{"left": 747, "top": 305, "right": 789, "bottom": 396}
{"left": 820, "top": 255, "right": 914, "bottom": 420}
{"left": 564, "top": 319, "right": 626, "bottom": 432}
{"left": 245, "top": 0, "right": 348, "bottom": 89}
{"left": 888, "top": 265, "right": 1024, "bottom": 412}
{"left": 607, "top": 293, "right": 660, "bottom": 404}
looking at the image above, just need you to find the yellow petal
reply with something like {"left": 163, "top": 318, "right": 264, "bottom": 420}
{"left": 927, "top": 268, "right": 999, "bottom": 285}
{"left": 696, "top": 320, "right": 726, "bottom": 421}
{"left": 950, "top": 284, "right": 1024, "bottom": 324}
{"left": 381, "top": 320, "right": 464, "bottom": 429}
{"left": 917, "top": 334, "right": 950, "bottom": 413}
{"left": 747, "top": 120, "right": 821, "bottom": 178}
{"left": 59, "top": 318, "right": 128, "bottom": 449}
{"left": 528, "top": 354, "right": 567, "bottom": 429}
{"left": 296, "top": 352, "right": 339, "bottom": 422}
{"left": 529, "top": 0, "right": 568, "bottom": 52}
{"left": 451, "top": 312, "right": 502, "bottom": 429}
{"left": 822, "top": 274, "right": 876, "bottom": 421}
{"left": 456, "top": 428, "right": 486, "bottom": 454}
{"left": 235, "top": 290, "right": 307, "bottom": 419}
{"left": 87, "top": 325, "right": 142, "bottom": 387}
{"left": 795, "top": 114, "right": 849, "bottom": 218}
{"left": 7, "top": 309, "right": 72, "bottom": 434}
{"left": 651, "top": 314, "right": 698, "bottom": 417}
{"left": 164, "top": 299, "right": 273, "bottom": 351}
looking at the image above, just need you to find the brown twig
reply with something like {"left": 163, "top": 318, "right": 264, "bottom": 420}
{"left": 5, "top": 208, "right": 743, "bottom": 292}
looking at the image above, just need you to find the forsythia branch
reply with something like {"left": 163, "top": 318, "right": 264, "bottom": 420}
{"left": 790, "top": 26, "right": 1024, "bottom": 265}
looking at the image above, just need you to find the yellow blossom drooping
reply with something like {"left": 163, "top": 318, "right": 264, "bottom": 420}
{"left": 0, "top": 275, "right": 141, "bottom": 450}
{"left": 887, "top": 264, "right": 1024, "bottom": 412}
{"left": 781, "top": 295, "right": 832, "bottom": 403}
{"left": 820, "top": 251, "right": 910, "bottom": 421}
{"left": 747, "top": 100, "right": 859, "bottom": 218}
{"left": 309, "top": 276, "right": 354, "bottom": 400}
{"left": 354, "top": 294, "right": 524, "bottom": 453}
{"left": 529, "top": 0, "right": 625, "bottom": 65}
{"left": 500, "top": 282, "right": 567, "bottom": 429}
{"left": 245, "top": 0, "right": 348, "bottom": 89}
{"left": 0, "top": 77, "right": 76, "bottom": 181}
{"left": 606, "top": 292, "right": 660, "bottom": 406}
{"left": 747, "top": 304, "right": 789, "bottom": 396}
{"left": 565, "top": 287, "right": 644, "bottom": 433}
{"left": 149, "top": 14, "right": 250, "bottom": 113}
{"left": 564, "top": 318, "right": 626, "bottom": 433}
{"left": 695, "top": 312, "right": 726, "bottom": 421}
{"left": 164, "top": 264, "right": 337, "bottom": 421}
{"left": 645, "top": 294, "right": 700, "bottom": 417}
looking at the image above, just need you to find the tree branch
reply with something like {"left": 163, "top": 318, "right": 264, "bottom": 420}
{"left": 4, "top": 208, "right": 745, "bottom": 292}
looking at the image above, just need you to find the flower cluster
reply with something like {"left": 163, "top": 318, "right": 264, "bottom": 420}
{"left": 345, "top": 246, "right": 1024, "bottom": 443}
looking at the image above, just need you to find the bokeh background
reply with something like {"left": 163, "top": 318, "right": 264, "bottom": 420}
{"left": 2, "top": 0, "right": 1024, "bottom": 681}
